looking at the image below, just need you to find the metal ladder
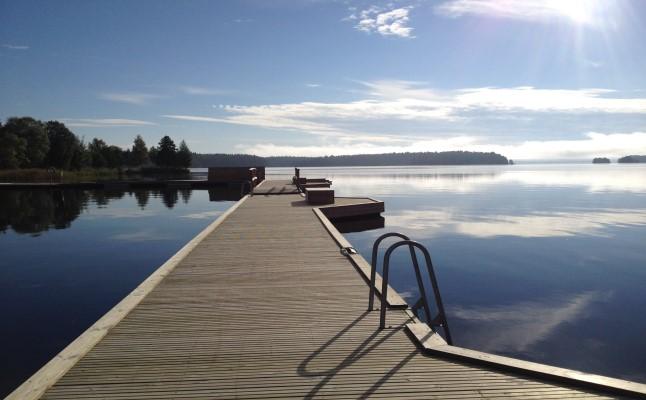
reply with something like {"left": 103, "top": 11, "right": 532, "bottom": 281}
{"left": 369, "top": 232, "right": 453, "bottom": 344}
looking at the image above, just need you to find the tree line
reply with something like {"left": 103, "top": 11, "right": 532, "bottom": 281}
{"left": 0, "top": 117, "right": 192, "bottom": 170}
{"left": 193, "top": 151, "right": 511, "bottom": 167}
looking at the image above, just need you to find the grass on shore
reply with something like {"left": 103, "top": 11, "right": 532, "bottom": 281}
{"left": 0, "top": 168, "right": 121, "bottom": 183}
{"left": 0, "top": 167, "right": 190, "bottom": 183}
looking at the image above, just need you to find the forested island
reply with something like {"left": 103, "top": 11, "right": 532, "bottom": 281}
{"left": 193, "top": 151, "right": 511, "bottom": 167}
{"left": 592, "top": 157, "right": 611, "bottom": 164}
{"left": 618, "top": 155, "right": 646, "bottom": 163}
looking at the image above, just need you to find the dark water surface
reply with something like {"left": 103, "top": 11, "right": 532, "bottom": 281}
{"left": 1, "top": 165, "right": 646, "bottom": 396}
{"left": 0, "top": 188, "right": 235, "bottom": 397}
{"left": 272, "top": 164, "right": 646, "bottom": 383}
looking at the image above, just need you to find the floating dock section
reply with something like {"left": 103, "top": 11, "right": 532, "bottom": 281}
{"left": 9, "top": 179, "right": 646, "bottom": 399}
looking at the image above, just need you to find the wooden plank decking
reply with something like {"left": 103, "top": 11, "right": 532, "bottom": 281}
{"left": 11, "top": 181, "right": 638, "bottom": 399}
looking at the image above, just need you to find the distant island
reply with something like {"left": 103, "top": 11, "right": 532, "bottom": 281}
{"left": 192, "top": 151, "right": 511, "bottom": 167}
{"left": 592, "top": 157, "right": 611, "bottom": 164}
{"left": 618, "top": 155, "right": 646, "bottom": 163}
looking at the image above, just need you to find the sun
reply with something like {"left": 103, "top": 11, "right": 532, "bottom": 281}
{"left": 546, "top": 0, "right": 597, "bottom": 25}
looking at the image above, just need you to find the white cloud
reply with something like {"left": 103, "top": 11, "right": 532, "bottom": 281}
{"left": 165, "top": 80, "right": 646, "bottom": 159}
{"left": 306, "top": 83, "right": 321, "bottom": 88}
{"left": 179, "top": 86, "right": 228, "bottom": 95}
{"left": 352, "top": 6, "right": 415, "bottom": 38}
{"left": 61, "top": 118, "right": 156, "bottom": 128}
{"left": 435, "top": 0, "right": 606, "bottom": 26}
{"left": 241, "top": 131, "right": 646, "bottom": 160}
{"left": 1, "top": 44, "right": 29, "bottom": 50}
{"left": 99, "top": 92, "right": 163, "bottom": 105}
{"left": 176, "top": 82, "right": 646, "bottom": 137}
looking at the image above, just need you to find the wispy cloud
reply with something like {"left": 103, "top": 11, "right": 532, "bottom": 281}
{"left": 179, "top": 86, "right": 229, "bottom": 96}
{"left": 1, "top": 44, "right": 29, "bottom": 50}
{"left": 241, "top": 132, "right": 646, "bottom": 159}
{"left": 451, "top": 291, "right": 612, "bottom": 353}
{"left": 435, "top": 0, "right": 605, "bottom": 26}
{"left": 306, "top": 83, "right": 321, "bottom": 88}
{"left": 99, "top": 92, "right": 164, "bottom": 105}
{"left": 584, "top": 59, "right": 603, "bottom": 69}
{"left": 165, "top": 80, "right": 646, "bottom": 159}
{"left": 348, "top": 6, "right": 415, "bottom": 38}
{"left": 61, "top": 118, "right": 156, "bottom": 128}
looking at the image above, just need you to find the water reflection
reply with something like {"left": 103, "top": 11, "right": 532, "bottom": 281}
{"left": 0, "top": 186, "right": 239, "bottom": 236}
{"left": 0, "top": 190, "right": 89, "bottom": 236}
{"left": 315, "top": 164, "right": 646, "bottom": 383}
{"left": 273, "top": 164, "right": 646, "bottom": 195}
{"left": 450, "top": 291, "right": 612, "bottom": 354}
{"left": 0, "top": 189, "right": 236, "bottom": 397}
{"left": 386, "top": 208, "right": 646, "bottom": 238}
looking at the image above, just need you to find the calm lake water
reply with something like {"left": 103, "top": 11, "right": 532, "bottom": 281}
{"left": 271, "top": 164, "right": 646, "bottom": 384}
{"left": 1, "top": 164, "right": 645, "bottom": 396}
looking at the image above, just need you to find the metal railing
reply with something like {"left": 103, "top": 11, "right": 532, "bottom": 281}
{"left": 370, "top": 233, "right": 452, "bottom": 344}
{"left": 369, "top": 233, "right": 415, "bottom": 311}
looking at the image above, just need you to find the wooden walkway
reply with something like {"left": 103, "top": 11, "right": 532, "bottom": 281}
{"left": 12, "top": 181, "right": 639, "bottom": 399}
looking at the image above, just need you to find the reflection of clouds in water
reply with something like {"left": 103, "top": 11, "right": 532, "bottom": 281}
{"left": 500, "top": 169, "right": 646, "bottom": 193}
{"left": 324, "top": 165, "right": 646, "bottom": 194}
{"left": 387, "top": 208, "right": 646, "bottom": 238}
{"left": 180, "top": 210, "right": 223, "bottom": 219}
{"left": 84, "top": 208, "right": 158, "bottom": 219}
{"left": 451, "top": 291, "right": 612, "bottom": 353}
{"left": 111, "top": 229, "right": 175, "bottom": 242}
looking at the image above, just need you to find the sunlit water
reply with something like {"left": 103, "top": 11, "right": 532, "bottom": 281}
{"left": 1, "top": 165, "right": 645, "bottom": 396}
{"left": 271, "top": 164, "right": 646, "bottom": 383}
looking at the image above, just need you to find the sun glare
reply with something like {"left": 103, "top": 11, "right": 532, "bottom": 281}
{"left": 546, "top": 0, "right": 597, "bottom": 24}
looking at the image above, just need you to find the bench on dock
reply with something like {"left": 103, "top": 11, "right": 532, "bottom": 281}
{"left": 306, "top": 187, "right": 334, "bottom": 205}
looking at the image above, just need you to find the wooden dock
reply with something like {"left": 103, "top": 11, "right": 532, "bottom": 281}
{"left": 9, "top": 180, "right": 646, "bottom": 399}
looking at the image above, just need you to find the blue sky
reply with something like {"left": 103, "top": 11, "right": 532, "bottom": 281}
{"left": 1, "top": 0, "right": 645, "bottom": 160}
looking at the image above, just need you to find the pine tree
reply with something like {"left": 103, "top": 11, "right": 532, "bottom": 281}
{"left": 130, "top": 135, "right": 149, "bottom": 166}
{"left": 156, "top": 136, "right": 177, "bottom": 167}
{"left": 176, "top": 140, "right": 192, "bottom": 168}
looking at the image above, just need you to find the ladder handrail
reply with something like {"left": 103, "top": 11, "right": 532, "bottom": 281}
{"left": 369, "top": 232, "right": 415, "bottom": 311}
{"left": 379, "top": 240, "right": 453, "bottom": 345}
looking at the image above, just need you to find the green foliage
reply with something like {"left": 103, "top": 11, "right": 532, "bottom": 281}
{"left": 176, "top": 140, "right": 192, "bottom": 168}
{"left": 130, "top": 135, "right": 149, "bottom": 166}
{"left": 156, "top": 135, "right": 177, "bottom": 167}
{"left": 104, "top": 145, "right": 125, "bottom": 169}
{"left": 88, "top": 138, "right": 108, "bottom": 168}
{"left": 45, "top": 121, "right": 81, "bottom": 169}
{"left": 0, "top": 124, "right": 28, "bottom": 169}
{"left": 2, "top": 117, "right": 49, "bottom": 167}
{"left": 1, "top": 117, "right": 192, "bottom": 176}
